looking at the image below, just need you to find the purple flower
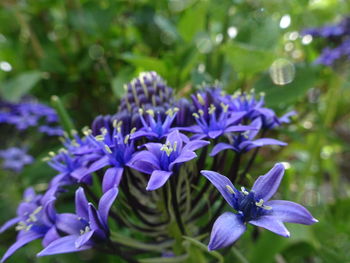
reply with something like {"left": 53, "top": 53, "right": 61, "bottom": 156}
{"left": 129, "top": 130, "right": 209, "bottom": 190}
{"left": 39, "top": 125, "right": 64, "bottom": 136}
{"left": 131, "top": 107, "right": 179, "bottom": 140}
{"left": 0, "top": 187, "right": 59, "bottom": 262}
{"left": 201, "top": 163, "right": 318, "bottom": 251}
{"left": 0, "top": 147, "right": 34, "bottom": 173}
{"left": 37, "top": 187, "right": 118, "bottom": 257}
{"left": 182, "top": 103, "right": 253, "bottom": 140}
{"left": 77, "top": 123, "right": 135, "bottom": 193}
{"left": 210, "top": 118, "right": 287, "bottom": 155}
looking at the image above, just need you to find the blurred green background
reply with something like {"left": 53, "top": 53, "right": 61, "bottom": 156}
{"left": 1, "top": 0, "right": 350, "bottom": 262}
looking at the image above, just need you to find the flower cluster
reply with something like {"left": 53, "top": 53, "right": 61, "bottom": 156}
{"left": 302, "top": 17, "right": 350, "bottom": 67}
{"left": 0, "top": 147, "right": 33, "bottom": 173}
{"left": 0, "top": 72, "right": 316, "bottom": 262}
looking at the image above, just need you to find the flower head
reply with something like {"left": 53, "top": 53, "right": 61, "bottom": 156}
{"left": 37, "top": 187, "right": 118, "bottom": 257}
{"left": 0, "top": 187, "right": 59, "bottom": 262}
{"left": 129, "top": 130, "right": 209, "bottom": 190}
{"left": 201, "top": 163, "right": 318, "bottom": 251}
{"left": 0, "top": 147, "right": 33, "bottom": 173}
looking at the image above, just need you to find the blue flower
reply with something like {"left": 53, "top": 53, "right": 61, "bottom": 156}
{"left": 78, "top": 122, "right": 135, "bottom": 192}
{"left": 0, "top": 147, "right": 34, "bottom": 173}
{"left": 210, "top": 118, "right": 287, "bottom": 155}
{"left": 131, "top": 107, "right": 179, "bottom": 140}
{"left": 37, "top": 187, "right": 118, "bottom": 257}
{"left": 201, "top": 163, "right": 318, "bottom": 251}
{"left": 0, "top": 187, "right": 59, "bottom": 262}
{"left": 182, "top": 103, "right": 253, "bottom": 140}
{"left": 129, "top": 130, "right": 209, "bottom": 190}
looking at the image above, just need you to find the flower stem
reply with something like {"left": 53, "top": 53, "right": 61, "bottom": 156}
{"left": 170, "top": 176, "right": 186, "bottom": 235}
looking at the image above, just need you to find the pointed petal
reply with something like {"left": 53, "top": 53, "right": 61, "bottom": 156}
{"left": 87, "top": 155, "right": 109, "bottom": 173}
{"left": 131, "top": 130, "right": 158, "bottom": 140}
{"left": 102, "top": 167, "right": 123, "bottom": 193}
{"left": 169, "top": 151, "right": 197, "bottom": 170}
{"left": 247, "top": 118, "right": 262, "bottom": 140}
{"left": 142, "top": 142, "right": 163, "bottom": 158}
{"left": 56, "top": 213, "right": 83, "bottom": 235}
{"left": 208, "top": 130, "right": 223, "bottom": 139}
{"left": 226, "top": 112, "right": 246, "bottom": 125}
{"left": 182, "top": 140, "right": 209, "bottom": 152}
{"left": 166, "top": 130, "right": 184, "bottom": 151}
{"left": 208, "top": 212, "right": 246, "bottom": 251}
{"left": 0, "top": 217, "right": 20, "bottom": 233}
{"left": 200, "top": 170, "right": 239, "bottom": 209}
{"left": 75, "top": 187, "right": 89, "bottom": 219}
{"left": 252, "top": 163, "right": 285, "bottom": 201}
{"left": 210, "top": 143, "right": 234, "bottom": 157}
{"left": 88, "top": 204, "right": 105, "bottom": 235}
{"left": 75, "top": 230, "right": 95, "bottom": 248}
{"left": 1, "top": 231, "right": 42, "bottom": 263}
{"left": 240, "top": 138, "right": 287, "bottom": 152}
{"left": 98, "top": 187, "right": 118, "bottom": 228}
{"left": 37, "top": 235, "right": 90, "bottom": 256}
{"left": 225, "top": 125, "right": 256, "bottom": 133}
{"left": 146, "top": 170, "right": 173, "bottom": 191}
{"left": 249, "top": 215, "right": 290, "bottom": 237}
{"left": 266, "top": 200, "right": 318, "bottom": 225}
{"left": 42, "top": 227, "right": 60, "bottom": 247}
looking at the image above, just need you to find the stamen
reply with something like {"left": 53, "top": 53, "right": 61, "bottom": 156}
{"left": 241, "top": 187, "right": 249, "bottom": 195}
{"left": 48, "top": 151, "right": 56, "bottom": 157}
{"left": 226, "top": 185, "right": 235, "bottom": 194}
{"left": 255, "top": 199, "right": 272, "bottom": 210}
{"left": 197, "top": 94, "right": 205, "bottom": 105}
{"left": 173, "top": 107, "right": 179, "bottom": 112}
{"left": 130, "top": 127, "right": 136, "bottom": 134}
{"left": 220, "top": 103, "right": 229, "bottom": 113}
{"left": 124, "top": 135, "right": 130, "bottom": 144}
{"left": 95, "top": 135, "right": 105, "bottom": 141}
{"left": 193, "top": 113, "right": 200, "bottom": 118}
{"left": 208, "top": 104, "right": 216, "bottom": 114}
{"left": 198, "top": 109, "right": 204, "bottom": 116}
{"left": 146, "top": 109, "right": 155, "bottom": 117}
{"left": 173, "top": 141, "right": 177, "bottom": 152}
{"left": 104, "top": 145, "right": 112, "bottom": 154}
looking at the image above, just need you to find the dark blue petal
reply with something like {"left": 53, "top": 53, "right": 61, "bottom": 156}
{"left": 75, "top": 187, "right": 89, "bottom": 219}
{"left": 0, "top": 217, "right": 20, "bottom": 233}
{"left": 37, "top": 235, "right": 90, "bottom": 256}
{"left": 42, "top": 227, "right": 60, "bottom": 247}
{"left": 182, "top": 140, "right": 209, "bottom": 152}
{"left": 169, "top": 151, "right": 197, "bottom": 170}
{"left": 1, "top": 231, "right": 42, "bottom": 263}
{"left": 252, "top": 163, "right": 285, "bottom": 201}
{"left": 75, "top": 230, "right": 95, "bottom": 249}
{"left": 208, "top": 212, "right": 246, "bottom": 251}
{"left": 98, "top": 187, "right": 119, "bottom": 229}
{"left": 87, "top": 155, "right": 109, "bottom": 174}
{"left": 88, "top": 204, "right": 105, "bottom": 235}
{"left": 210, "top": 143, "right": 234, "bottom": 157}
{"left": 146, "top": 170, "right": 173, "bottom": 191}
{"left": 102, "top": 167, "right": 123, "bottom": 193}
{"left": 249, "top": 215, "right": 290, "bottom": 237}
{"left": 266, "top": 200, "right": 318, "bottom": 225}
{"left": 200, "top": 170, "right": 239, "bottom": 209}
{"left": 56, "top": 213, "right": 83, "bottom": 235}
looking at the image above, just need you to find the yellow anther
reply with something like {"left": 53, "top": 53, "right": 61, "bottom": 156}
{"left": 42, "top": 157, "right": 51, "bottom": 162}
{"left": 255, "top": 199, "right": 264, "bottom": 207}
{"left": 241, "top": 187, "right": 249, "bottom": 195}
{"left": 173, "top": 107, "right": 179, "bottom": 112}
{"left": 260, "top": 92, "right": 265, "bottom": 97}
{"left": 226, "top": 185, "right": 235, "bottom": 194}
{"left": 113, "top": 120, "right": 118, "bottom": 128}
{"left": 220, "top": 103, "right": 229, "bottom": 113}
{"left": 58, "top": 148, "right": 68, "bottom": 154}
{"left": 80, "top": 226, "right": 91, "bottom": 235}
{"left": 209, "top": 104, "right": 216, "bottom": 114}
{"left": 82, "top": 127, "right": 92, "bottom": 136}
{"left": 95, "top": 135, "right": 105, "bottom": 141}
{"left": 124, "top": 135, "right": 130, "bottom": 144}
{"left": 138, "top": 108, "right": 144, "bottom": 115}
{"left": 193, "top": 113, "right": 200, "bottom": 119}
{"left": 48, "top": 151, "right": 56, "bottom": 157}
{"left": 146, "top": 109, "right": 155, "bottom": 117}
{"left": 197, "top": 93, "right": 205, "bottom": 105}
{"left": 104, "top": 145, "right": 112, "bottom": 154}
{"left": 130, "top": 127, "right": 136, "bottom": 134}
{"left": 71, "top": 129, "right": 78, "bottom": 136}
{"left": 173, "top": 141, "right": 177, "bottom": 152}
{"left": 71, "top": 139, "right": 79, "bottom": 147}
{"left": 198, "top": 109, "right": 204, "bottom": 116}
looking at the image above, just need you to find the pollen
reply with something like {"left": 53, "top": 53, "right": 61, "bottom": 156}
{"left": 197, "top": 93, "right": 205, "bottom": 105}
{"left": 241, "top": 187, "right": 249, "bottom": 195}
{"left": 226, "top": 185, "right": 235, "bottom": 194}
{"left": 208, "top": 104, "right": 216, "bottom": 114}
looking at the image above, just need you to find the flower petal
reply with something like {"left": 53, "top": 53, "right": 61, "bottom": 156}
{"left": 169, "top": 150, "right": 197, "bottom": 170}
{"left": 56, "top": 213, "right": 83, "bottom": 235}
{"left": 252, "top": 163, "right": 285, "bottom": 201}
{"left": 87, "top": 155, "right": 109, "bottom": 173}
{"left": 75, "top": 230, "right": 95, "bottom": 248}
{"left": 225, "top": 125, "right": 256, "bottom": 133}
{"left": 200, "top": 170, "right": 239, "bottom": 209}
{"left": 208, "top": 212, "right": 246, "bottom": 251}
{"left": 240, "top": 138, "right": 287, "bottom": 152}
{"left": 0, "top": 217, "right": 20, "bottom": 233}
{"left": 98, "top": 187, "right": 119, "bottom": 228}
{"left": 249, "top": 215, "right": 290, "bottom": 237}
{"left": 102, "top": 167, "right": 123, "bottom": 193}
{"left": 75, "top": 187, "right": 89, "bottom": 219}
{"left": 266, "top": 200, "right": 318, "bottom": 225}
{"left": 37, "top": 235, "right": 90, "bottom": 256}
{"left": 1, "top": 231, "right": 42, "bottom": 263}
{"left": 182, "top": 140, "right": 209, "bottom": 152}
{"left": 210, "top": 143, "right": 234, "bottom": 157}
{"left": 166, "top": 130, "right": 185, "bottom": 151}
{"left": 146, "top": 170, "right": 173, "bottom": 191}
{"left": 42, "top": 227, "right": 60, "bottom": 247}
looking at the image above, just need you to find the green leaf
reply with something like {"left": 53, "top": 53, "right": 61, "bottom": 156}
{"left": 0, "top": 71, "right": 41, "bottom": 102}
{"left": 222, "top": 43, "right": 276, "bottom": 75}
{"left": 110, "top": 232, "right": 173, "bottom": 252}
{"left": 121, "top": 53, "right": 168, "bottom": 77}
{"left": 178, "top": 2, "right": 207, "bottom": 43}
{"left": 254, "top": 64, "right": 317, "bottom": 107}
{"left": 182, "top": 236, "right": 224, "bottom": 263}
{"left": 139, "top": 255, "right": 188, "bottom": 263}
